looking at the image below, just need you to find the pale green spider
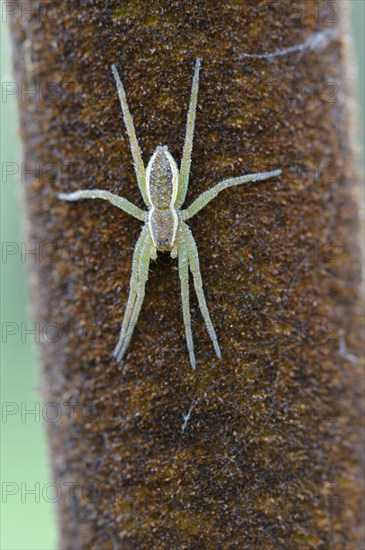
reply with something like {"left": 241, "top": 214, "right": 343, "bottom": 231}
{"left": 59, "top": 59, "right": 281, "bottom": 369}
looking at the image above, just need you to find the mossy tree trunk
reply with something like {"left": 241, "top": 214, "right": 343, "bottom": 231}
{"left": 9, "top": 1, "right": 363, "bottom": 548}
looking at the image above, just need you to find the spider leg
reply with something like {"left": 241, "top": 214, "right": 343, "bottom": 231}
{"left": 114, "top": 233, "right": 155, "bottom": 363}
{"left": 111, "top": 64, "right": 150, "bottom": 207}
{"left": 113, "top": 227, "right": 149, "bottom": 360}
{"left": 183, "top": 224, "right": 222, "bottom": 360}
{"left": 58, "top": 189, "right": 147, "bottom": 221}
{"left": 176, "top": 58, "right": 201, "bottom": 208}
{"left": 182, "top": 168, "right": 282, "bottom": 220}
{"left": 178, "top": 242, "right": 196, "bottom": 370}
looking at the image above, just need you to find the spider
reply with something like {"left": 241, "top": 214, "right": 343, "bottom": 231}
{"left": 59, "top": 58, "right": 281, "bottom": 370}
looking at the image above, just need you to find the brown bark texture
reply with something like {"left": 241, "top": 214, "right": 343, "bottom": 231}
{"left": 9, "top": 0, "right": 363, "bottom": 548}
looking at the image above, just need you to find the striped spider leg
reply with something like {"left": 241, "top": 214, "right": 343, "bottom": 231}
{"left": 59, "top": 58, "right": 282, "bottom": 370}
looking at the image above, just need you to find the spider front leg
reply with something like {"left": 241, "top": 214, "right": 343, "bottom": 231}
{"left": 176, "top": 58, "right": 201, "bottom": 208}
{"left": 177, "top": 242, "right": 196, "bottom": 370}
{"left": 182, "top": 224, "right": 222, "bottom": 360}
{"left": 114, "top": 230, "right": 156, "bottom": 363}
{"left": 111, "top": 64, "right": 150, "bottom": 207}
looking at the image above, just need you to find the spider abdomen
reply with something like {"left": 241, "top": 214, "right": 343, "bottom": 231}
{"left": 148, "top": 207, "right": 179, "bottom": 251}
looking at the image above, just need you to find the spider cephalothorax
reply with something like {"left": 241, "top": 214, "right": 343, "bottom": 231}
{"left": 59, "top": 59, "right": 281, "bottom": 369}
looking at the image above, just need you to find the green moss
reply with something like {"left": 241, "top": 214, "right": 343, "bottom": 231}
{"left": 113, "top": 2, "right": 143, "bottom": 20}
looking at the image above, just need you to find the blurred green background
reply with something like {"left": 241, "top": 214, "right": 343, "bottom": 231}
{"left": 1, "top": 17, "right": 57, "bottom": 550}
{"left": 1, "top": 4, "right": 364, "bottom": 549}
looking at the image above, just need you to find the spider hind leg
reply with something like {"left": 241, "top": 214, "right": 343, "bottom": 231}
{"left": 178, "top": 242, "right": 196, "bottom": 370}
{"left": 184, "top": 225, "right": 222, "bottom": 360}
{"left": 113, "top": 228, "right": 154, "bottom": 362}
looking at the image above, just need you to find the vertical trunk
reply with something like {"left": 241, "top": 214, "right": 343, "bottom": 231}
{"left": 8, "top": 1, "right": 363, "bottom": 547}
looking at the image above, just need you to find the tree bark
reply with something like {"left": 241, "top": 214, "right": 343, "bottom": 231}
{"left": 8, "top": 0, "right": 363, "bottom": 548}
